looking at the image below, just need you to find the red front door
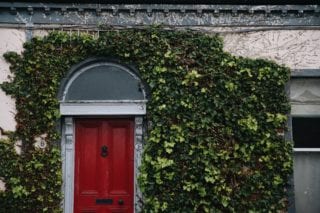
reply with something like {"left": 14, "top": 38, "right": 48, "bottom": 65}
{"left": 74, "top": 118, "right": 134, "bottom": 213}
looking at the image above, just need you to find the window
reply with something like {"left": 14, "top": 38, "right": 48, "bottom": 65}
{"left": 290, "top": 77, "right": 320, "bottom": 212}
{"left": 293, "top": 117, "right": 320, "bottom": 149}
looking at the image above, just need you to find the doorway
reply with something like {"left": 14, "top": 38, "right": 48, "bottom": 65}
{"left": 59, "top": 58, "right": 147, "bottom": 213}
{"left": 74, "top": 118, "right": 134, "bottom": 213}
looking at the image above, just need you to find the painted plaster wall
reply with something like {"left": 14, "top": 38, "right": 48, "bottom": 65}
{"left": 0, "top": 29, "right": 25, "bottom": 192}
{"left": 223, "top": 30, "right": 320, "bottom": 69}
{"left": 0, "top": 29, "right": 25, "bottom": 133}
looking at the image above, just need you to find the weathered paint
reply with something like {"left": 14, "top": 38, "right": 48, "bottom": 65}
{"left": 0, "top": 29, "right": 25, "bottom": 133}
{"left": 0, "top": 3, "right": 319, "bottom": 26}
{"left": 223, "top": 30, "right": 320, "bottom": 69}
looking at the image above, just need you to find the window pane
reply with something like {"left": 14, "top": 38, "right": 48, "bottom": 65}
{"left": 65, "top": 64, "right": 145, "bottom": 101}
{"left": 293, "top": 117, "right": 320, "bottom": 148}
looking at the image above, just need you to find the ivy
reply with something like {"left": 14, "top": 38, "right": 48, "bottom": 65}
{"left": 0, "top": 28, "right": 292, "bottom": 212}
{"left": 0, "top": 138, "right": 61, "bottom": 212}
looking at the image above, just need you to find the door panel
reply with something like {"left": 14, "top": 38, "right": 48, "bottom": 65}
{"left": 74, "top": 119, "right": 134, "bottom": 213}
{"left": 110, "top": 126, "right": 130, "bottom": 194}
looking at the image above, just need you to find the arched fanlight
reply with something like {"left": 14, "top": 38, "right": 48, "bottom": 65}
{"left": 58, "top": 58, "right": 148, "bottom": 115}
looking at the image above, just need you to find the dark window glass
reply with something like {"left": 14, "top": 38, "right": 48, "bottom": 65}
{"left": 293, "top": 117, "right": 320, "bottom": 148}
{"left": 65, "top": 64, "right": 145, "bottom": 101}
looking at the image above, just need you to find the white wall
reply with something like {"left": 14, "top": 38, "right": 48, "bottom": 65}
{"left": 0, "top": 29, "right": 25, "bottom": 133}
{"left": 223, "top": 30, "right": 320, "bottom": 69}
{"left": 0, "top": 28, "right": 25, "bottom": 192}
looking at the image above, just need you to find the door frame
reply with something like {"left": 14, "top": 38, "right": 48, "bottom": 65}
{"left": 61, "top": 115, "right": 144, "bottom": 213}
{"left": 58, "top": 58, "right": 148, "bottom": 213}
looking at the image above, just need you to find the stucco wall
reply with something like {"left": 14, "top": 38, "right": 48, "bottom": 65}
{"left": 0, "top": 29, "right": 25, "bottom": 133}
{"left": 223, "top": 30, "right": 320, "bottom": 69}
{"left": 0, "top": 29, "right": 25, "bottom": 191}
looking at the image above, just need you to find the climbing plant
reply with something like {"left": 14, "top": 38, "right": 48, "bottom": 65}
{"left": 0, "top": 28, "right": 292, "bottom": 212}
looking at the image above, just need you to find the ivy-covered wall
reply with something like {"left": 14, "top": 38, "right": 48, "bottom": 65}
{"left": 0, "top": 28, "right": 291, "bottom": 212}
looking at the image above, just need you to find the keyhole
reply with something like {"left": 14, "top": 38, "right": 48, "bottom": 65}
{"left": 118, "top": 199, "right": 124, "bottom": 205}
{"left": 101, "top": 145, "right": 108, "bottom": 157}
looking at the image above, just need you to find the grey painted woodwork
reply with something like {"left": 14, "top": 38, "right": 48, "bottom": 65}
{"left": 0, "top": 3, "right": 319, "bottom": 26}
{"left": 60, "top": 101, "right": 147, "bottom": 115}
{"left": 62, "top": 117, "right": 75, "bottom": 213}
{"left": 292, "top": 69, "right": 320, "bottom": 78}
{"left": 134, "top": 116, "right": 144, "bottom": 212}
